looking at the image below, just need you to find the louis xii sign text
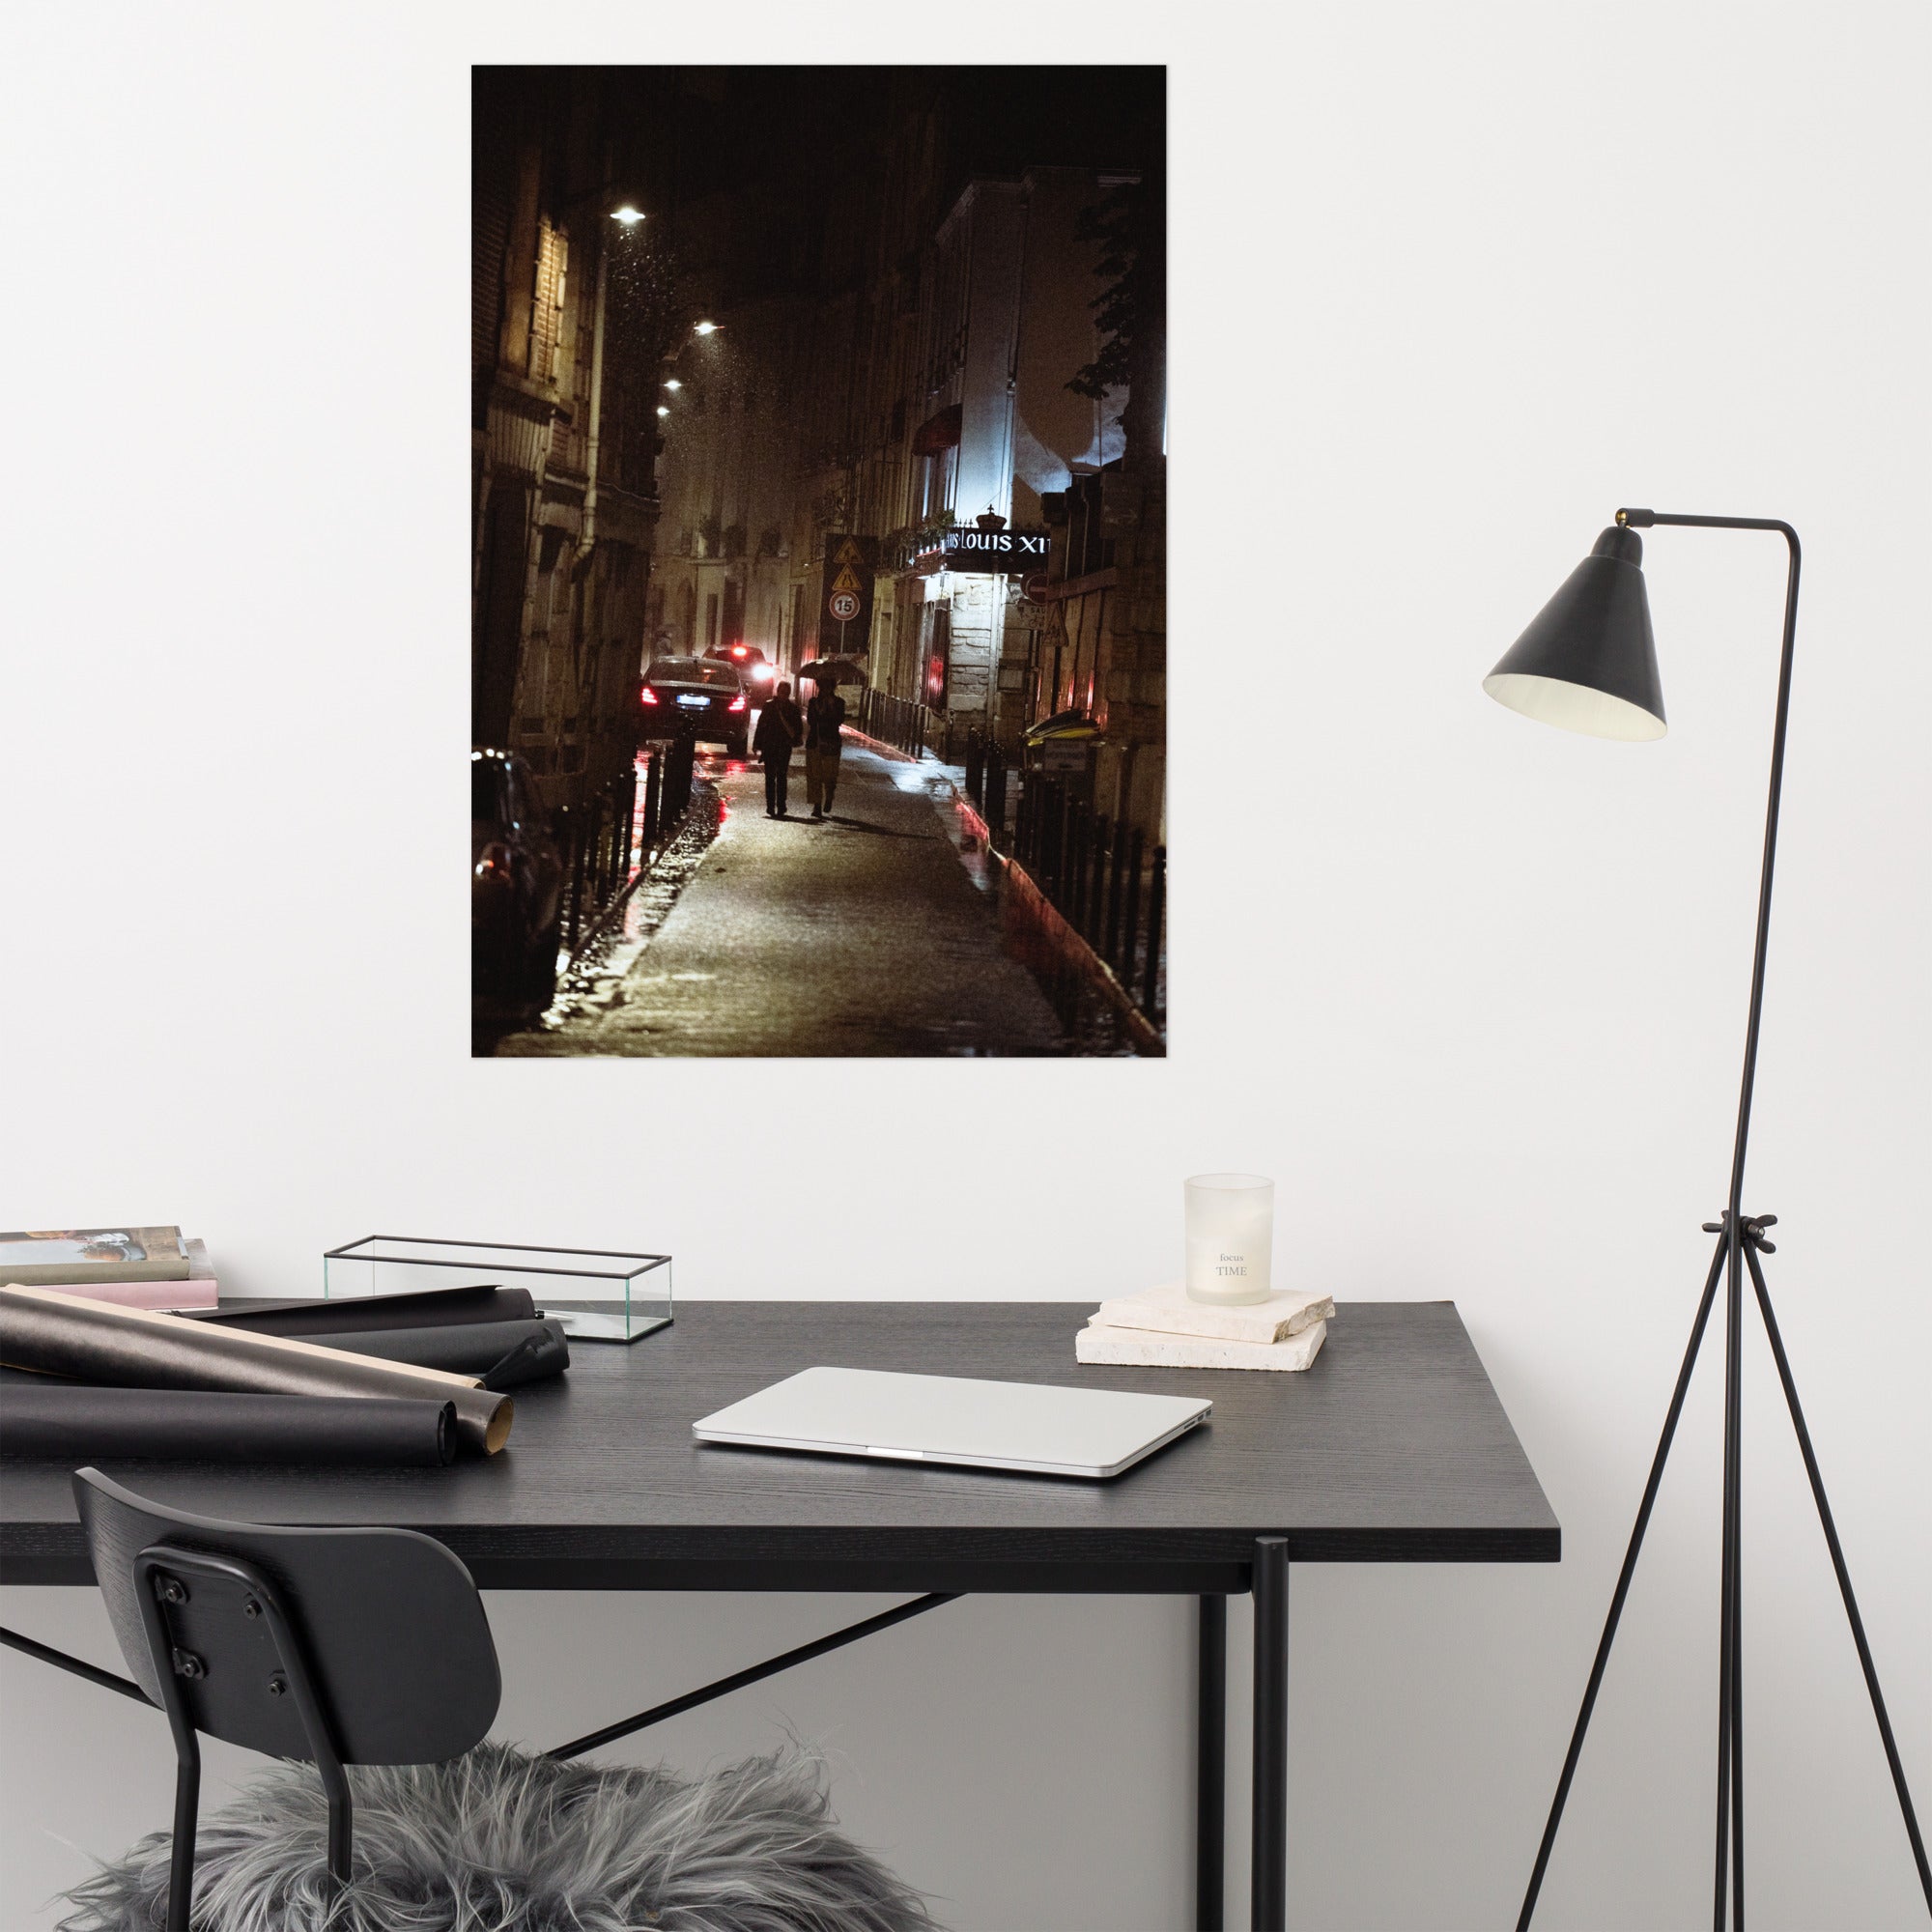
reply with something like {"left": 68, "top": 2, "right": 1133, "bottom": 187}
{"left": 941, "top": 526, "right": 1052, "bottom": 574}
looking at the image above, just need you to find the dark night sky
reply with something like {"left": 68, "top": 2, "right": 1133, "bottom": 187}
{"left": 680, "top": 66, "right": 1164, "bottom": 185}
{"left": 651, "top": 66, "right": 1164, "bottom": 307}
{"left": 629, "top": 66, "right": 1163, "bottom": 219}
{"left": 478, "top": 66, "right": 1164, "bottom": 319}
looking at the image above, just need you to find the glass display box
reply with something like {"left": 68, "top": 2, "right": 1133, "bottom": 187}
{"left": 323, "top": 1237, "right": 671, "bottom": 1343}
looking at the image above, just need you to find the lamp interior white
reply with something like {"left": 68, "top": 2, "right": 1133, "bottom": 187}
{"left": 1483, "top": 671, "right": 1667, "bottom": 742}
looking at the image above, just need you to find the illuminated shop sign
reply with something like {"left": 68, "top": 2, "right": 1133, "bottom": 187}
{"left": 941, "top": 526, "right": 1052, "bottom": 572}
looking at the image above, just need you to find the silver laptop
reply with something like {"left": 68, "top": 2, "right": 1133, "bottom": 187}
{"left": 692, "top": 1366, "right": 1211, "bottom": 1480}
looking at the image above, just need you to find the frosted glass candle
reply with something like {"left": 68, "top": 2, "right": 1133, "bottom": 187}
{"left": 1184, "top": 1173, "right": 1275, "bottom": 1305}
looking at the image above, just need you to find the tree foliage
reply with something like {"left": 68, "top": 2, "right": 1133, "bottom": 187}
{"left": 1066, "top": 178, "right": 1162, "bottom": 408}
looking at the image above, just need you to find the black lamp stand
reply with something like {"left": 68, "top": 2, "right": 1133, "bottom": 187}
{"left": 1516, "top": 512, "right": 1931, "bottom": 1930}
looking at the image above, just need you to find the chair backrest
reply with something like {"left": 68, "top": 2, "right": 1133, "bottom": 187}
{"left": 74, "top": 1468, "right": 500, "bottom": 1766}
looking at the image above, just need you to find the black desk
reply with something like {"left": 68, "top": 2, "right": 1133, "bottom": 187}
{"left": 0, "top": 1300, "right": 1557, "bottom": 1929}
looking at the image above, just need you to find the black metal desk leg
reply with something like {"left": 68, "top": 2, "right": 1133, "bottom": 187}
{"left": 1252, "top": 1538, "right": 1290, "bottom": 1932}
{"left": 1197, "top": 1594, "right": 1227, "bottom": 1931}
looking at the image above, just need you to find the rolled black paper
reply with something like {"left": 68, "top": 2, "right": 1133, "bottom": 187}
{"left": 186, "top": 1284, "right": 538, "bottom": 1335}
{"left": 306, "top": 1318, "right": 568, "bottom": 1385}
{"left": 480, "top": 1335, "right": 551, "bottom": 1392}
{"left": 0, "top": 1385, "right": 456, "bottom": 1466}
{"left": 0, "top": 1286, "right": 513, "bottom": 1456}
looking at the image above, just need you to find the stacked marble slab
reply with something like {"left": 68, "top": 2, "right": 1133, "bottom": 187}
{"left": 1075, "top": 1280, "right": 1333, "bottom": 1371}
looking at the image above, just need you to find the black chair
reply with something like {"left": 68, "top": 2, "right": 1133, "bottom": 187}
{"left": 73, "top": 1467, "right": 501, "bottom": 1932}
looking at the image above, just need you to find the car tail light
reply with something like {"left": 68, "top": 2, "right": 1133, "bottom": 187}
{"left": 752, "top": 664, "right": 775, "bottom": 683}
{"left": 640, "top": 685, "right": 659, "bottom": 705}
{"left": 727, "top": 693, "right": 748, "bottom": 712}
{"left": 474, "top": 841, "right": 514, "bottom": 880}
{"left": 730, "top": 643, "right": 749, "bottom": 658}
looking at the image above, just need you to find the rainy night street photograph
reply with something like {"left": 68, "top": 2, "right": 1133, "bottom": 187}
{"left": 472, "top": 67, "right": 1166, "bottom": 1057}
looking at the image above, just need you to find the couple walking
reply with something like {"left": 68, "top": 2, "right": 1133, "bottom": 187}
{"left": 752, "top": 678, "right": 847, "bottom": 820}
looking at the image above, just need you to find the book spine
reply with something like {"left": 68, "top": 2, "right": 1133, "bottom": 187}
{"left": 41, "top": 1279, "right": 220, "bottom": 1311}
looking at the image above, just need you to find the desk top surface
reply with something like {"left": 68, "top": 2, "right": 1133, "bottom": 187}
{"left": 0, "top": 1301, "right": 1558, "bottom": 1590}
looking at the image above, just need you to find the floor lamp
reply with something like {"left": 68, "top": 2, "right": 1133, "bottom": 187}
{"left": 1483, "top": 510, "right": 1931, "bottom": 1930}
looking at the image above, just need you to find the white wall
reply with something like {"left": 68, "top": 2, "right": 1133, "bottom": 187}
{"left": 4, "top": 5, "right": 1927, "bottom": 1927}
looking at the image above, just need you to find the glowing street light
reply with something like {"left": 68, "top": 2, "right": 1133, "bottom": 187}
{"left": 663, "top": 379, "right": 681, "bottom": 391}
{"left": 656, "top": 405, "right": 670, "bottom": 417}
{"left": 610, "top": 205, "right": 646, "bottom": 225}
{"left": 693, "top": 321, "right": 719, "bottom": 336}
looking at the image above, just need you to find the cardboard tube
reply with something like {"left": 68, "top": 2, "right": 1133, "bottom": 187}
{"left": 0, "top": 1285, "right": 512, "bottom": 1456}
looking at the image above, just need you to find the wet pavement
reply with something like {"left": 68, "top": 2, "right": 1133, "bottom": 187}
{"left": 493, "top": 741, "right": 1069, "bottom": 1057}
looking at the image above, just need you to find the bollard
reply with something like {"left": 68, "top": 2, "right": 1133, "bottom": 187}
{"left": 1142, "top": 844, "right": 1166, "bottom": 1017}
{"left": 1106, "top": 818, "right": 1129, "bottom": 965}
{"left": 1069, "top": 803, "right": 1090, "bottom": 931}
{"left": 1122, "top": 827, "right": 1145, "bottom": 989}
{"left": 1088, "top": 815, "right": 1111, "bottom": 943}
{"left": 563, "top": 806, "right": 587, "bottom": 953}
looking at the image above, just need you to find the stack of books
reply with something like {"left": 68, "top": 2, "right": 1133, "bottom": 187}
{"left": 1075, "top": 1279, "right": 1333, "bottom": 1371}
{"left": 0, "top": 1227, "right": 216, "bottom": 1310}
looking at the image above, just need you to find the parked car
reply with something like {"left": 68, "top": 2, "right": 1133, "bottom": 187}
{"left": 642, "top": 656, "right": 751, "bottom": 756}
{"left": 471, "top": 749, "right": 565, "bottom": 1009}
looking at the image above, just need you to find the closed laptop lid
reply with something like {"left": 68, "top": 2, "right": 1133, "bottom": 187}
{"left": 692, "top": 1366, "right": 1210, "bottom": 1478}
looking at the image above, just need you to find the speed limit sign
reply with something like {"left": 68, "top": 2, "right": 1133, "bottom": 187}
{"left": 828, "top": 589, "right": 862, "bottom": 622}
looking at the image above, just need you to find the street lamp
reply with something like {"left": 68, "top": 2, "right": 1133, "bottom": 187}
{"left": 656, "top": 406, "right": 669, "bottom": 418}
{"left": 694, "top": 321, "right": 720, "bottom": 336}
{"left": 663, "top": 379, "right": 681, "bottom": 391}
{"left": 575, "top": 192, "right": 645, "bottom": 575}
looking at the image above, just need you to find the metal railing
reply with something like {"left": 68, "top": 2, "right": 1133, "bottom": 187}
{"left": 961, "top": 730, "right": 1009, "bottom": 838}
{"left": 1009, "top": 766, "right": 1166, "bottom": 1025}
{"left": 854, "top": 687, "right": 955, "bottom": 762}
{"left": 554, "top": 735, "right": 696, "bottom": 956}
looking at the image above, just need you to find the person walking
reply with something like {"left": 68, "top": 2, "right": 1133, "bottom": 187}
{"left": 805, "top": 677, "right": 848, "bottom": 819}
{"left": 753, "top": 678, "right": 803, "bottom": 818}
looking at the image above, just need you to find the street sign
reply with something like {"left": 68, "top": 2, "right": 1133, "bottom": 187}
{"left": 1022, "top": 570, "right": 1050, "bottom": 603}
{"left": 1099, "top": 471, "right": 1145, "bottom": 535}
{"left": 818, "top": 532, "right": 877, "bottom": 652}
{"left": 942, "top": 526, "right": 1052, "bottom": 573}
{"left": 1042, "top": 740, "right": 1093, "bottom": 776}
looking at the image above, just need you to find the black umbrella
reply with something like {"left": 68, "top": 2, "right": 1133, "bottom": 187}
{"left": 798, "top": 658, "right": 867, "bottom": 685}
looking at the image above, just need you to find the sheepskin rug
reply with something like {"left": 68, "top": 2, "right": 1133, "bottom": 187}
{"left": 58, "top": 1741, "right": 938, "bottom": 1932}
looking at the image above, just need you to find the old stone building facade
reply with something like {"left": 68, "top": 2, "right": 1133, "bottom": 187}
{"left": 471, "top": 70, "right": 663, "bottom": 808}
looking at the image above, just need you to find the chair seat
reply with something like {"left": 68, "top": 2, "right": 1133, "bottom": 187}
{"left": 59, "top": 1741, "right": 936, "bottom": 1932}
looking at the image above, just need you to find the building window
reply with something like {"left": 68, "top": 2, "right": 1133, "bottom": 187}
{"left": 528, "top": 219, "right": 567, "bottom": 385}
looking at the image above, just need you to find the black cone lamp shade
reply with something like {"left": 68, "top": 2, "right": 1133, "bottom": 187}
{"left": 1485, "top": 526, "right": 1666, "bottom": 740}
